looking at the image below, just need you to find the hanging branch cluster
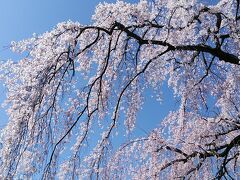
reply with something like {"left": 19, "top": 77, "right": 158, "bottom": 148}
{"left": 0, "top": 0, "right": 239, "bottom": 179}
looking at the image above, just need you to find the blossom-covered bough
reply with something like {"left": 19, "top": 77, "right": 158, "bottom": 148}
{"left": 0, "top": 0, "right": 239, "bottom": 179}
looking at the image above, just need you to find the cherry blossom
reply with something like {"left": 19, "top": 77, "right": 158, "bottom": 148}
{"left": 0, "top": 0, "right": 239, "bottom": 179}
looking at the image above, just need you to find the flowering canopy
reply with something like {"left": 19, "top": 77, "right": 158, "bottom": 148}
{"left": 0, "top": 0, "right": 239, "bottom": 179}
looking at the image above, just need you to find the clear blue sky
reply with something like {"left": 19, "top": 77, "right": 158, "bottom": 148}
{"left": 0, "top": 0, "right": 118, "bottom": 127}
{"left": 0, "top": 0, "right": 219, "bottom": 131}
{"left": 0, "top": 1, "right": 220, "bottom": 178}
{"left": 0, "top": 0, "right": 177, "bottom": 133}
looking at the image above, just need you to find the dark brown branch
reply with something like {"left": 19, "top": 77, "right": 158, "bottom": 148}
{"left": 112, "top": 22, "right": 239, "bottom": 65}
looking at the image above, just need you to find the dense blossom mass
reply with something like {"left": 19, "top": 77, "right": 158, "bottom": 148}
{"left": 0, "top": 0, "right": 239, "bottom": 179}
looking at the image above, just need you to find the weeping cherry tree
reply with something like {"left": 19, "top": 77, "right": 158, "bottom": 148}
{"left": 0, "top": 0, "right": 239, "bottom": 179}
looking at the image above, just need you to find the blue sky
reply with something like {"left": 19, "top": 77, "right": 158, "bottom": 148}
{"left": 0, "top": 0, "right": 176, "bottom": 133}
{"left": 0, "top": 1, "right": 222, "bottom": 178}
{"left": 0, "top": 0, "right": 116, "bottom": 127}
{"left": 0, "top": 0, "right": 112, "bottom": 59}
{"left": 0, "top": 3, "right": 178, "bottom": 177}
{"left": 0, "top": 0, "right": 220, "bottom": 132}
